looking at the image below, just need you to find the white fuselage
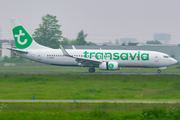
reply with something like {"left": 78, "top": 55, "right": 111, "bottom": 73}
{"left": 16, "top": 49, "right": 177, "bottom": 68}
{"left": 9, "top": 18, "right": 177, "bottom": 73}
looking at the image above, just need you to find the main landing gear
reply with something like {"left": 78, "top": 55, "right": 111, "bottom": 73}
{"left": 157, "top": 69, "right": 161, "bottom": 73}
{"left": 89, "top": 67, "right": 95, "bottom": 73}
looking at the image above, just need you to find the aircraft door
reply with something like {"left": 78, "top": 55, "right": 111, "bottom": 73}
{"left": 155, "top": 54, "right": 159, "bottom": 62}
{"left": 37, "top": 53, "right": 42, "bottom": 60}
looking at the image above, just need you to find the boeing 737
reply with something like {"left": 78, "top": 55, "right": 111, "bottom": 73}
{"left": 8, "top": 18, "right": 177, "bottom": 73}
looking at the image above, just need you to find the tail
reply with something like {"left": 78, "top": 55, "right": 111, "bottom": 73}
{"left": 10, "top": 18, "right": 51, "bottom": 50}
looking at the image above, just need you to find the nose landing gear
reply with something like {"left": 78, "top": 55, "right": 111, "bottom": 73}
{"left": 89, "top": 67, "right": 95, "bottom": 73}
{"left": 157, "top": 69, "right": 161, "bottom": 73}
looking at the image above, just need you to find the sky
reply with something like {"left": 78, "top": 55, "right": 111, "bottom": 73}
{"left": 0, "top": 0, "right": 180, "bottom": 44}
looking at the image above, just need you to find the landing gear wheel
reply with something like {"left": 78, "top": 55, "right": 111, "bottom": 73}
{"left": 89, "top": 67, "right": 95, "bottom": 73}
{"left": 157, "top": 69, "right": 161, "bottom": 73}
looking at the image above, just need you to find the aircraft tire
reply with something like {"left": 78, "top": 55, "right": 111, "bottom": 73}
{"left": 89, "top": 67, "right": 95, "bottom": 73}
{"left": 157, "top": 69, "right": 161, "bottom": 73}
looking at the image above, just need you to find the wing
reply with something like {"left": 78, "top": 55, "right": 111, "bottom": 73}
{"left": 75, "top": 57, "right": 102, "bottom": 66}
{"left": 60, "top": 45, "right": 102, "bottom": 67}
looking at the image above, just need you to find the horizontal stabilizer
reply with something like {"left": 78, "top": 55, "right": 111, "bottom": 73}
{"left": 7, "top": 48, "right": 28, "bottom": 53}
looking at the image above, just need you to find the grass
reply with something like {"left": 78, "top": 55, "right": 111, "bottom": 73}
{"left": 0, "top": 102, "right": 180, "bottom": 120}
{"left": 0, "top": 73, "right": 179, "bottom": 119}
{"left": 0, "top": 64, "right": 180, "bottom": 73}
{"left": 0, "top": 74, "right": 180, "bottom": 100}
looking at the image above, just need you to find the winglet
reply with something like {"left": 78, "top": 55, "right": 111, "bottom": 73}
{"left": 72, "top": 45, "right": 76, "bottom": 50}
{"left": 60, "top": 45, "right": 72, "bottom": 57}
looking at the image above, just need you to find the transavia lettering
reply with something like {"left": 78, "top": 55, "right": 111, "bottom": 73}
{"left": 83, "top": 51, "right": 149, "bottom": 61}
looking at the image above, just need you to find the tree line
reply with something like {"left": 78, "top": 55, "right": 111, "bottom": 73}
{"left": 32, "top": 14, "right": 96, "bottom": 49}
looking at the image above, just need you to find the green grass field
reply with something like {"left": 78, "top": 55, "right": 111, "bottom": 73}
{"left": 0, "top": 67, "right": 180, "bottom": 119}
{"left": 0, "top": 74, "right": 180, "bottom": 100}
{"left": 0, "top": 64, "right": 180, "bottom": 73}
{"left": 0, "top": 102, "right": 180, "bottom": 120}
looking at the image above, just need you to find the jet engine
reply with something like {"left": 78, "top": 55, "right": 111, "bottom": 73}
{"left": 99, "top": 62, "right": 120, "bottom": 70}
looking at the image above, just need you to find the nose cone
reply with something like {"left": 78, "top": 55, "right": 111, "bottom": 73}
{"left": 171, "top": 58, "right": 177, "bottom": 65}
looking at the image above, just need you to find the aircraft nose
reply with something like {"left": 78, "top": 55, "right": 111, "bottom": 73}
{"left": 171, "top": 58, "right": 177, "bottom": 65}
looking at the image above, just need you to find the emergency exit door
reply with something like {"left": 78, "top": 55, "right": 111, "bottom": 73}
{"left": 37, "top": 53, "right": 42, "bottom": 60}
{"left": 155, "top": 54, "right": 159, "bottom": 62}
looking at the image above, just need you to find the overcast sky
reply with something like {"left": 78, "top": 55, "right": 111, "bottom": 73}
{"left": 0, "top": 0, "right": 180, "bottom": 44}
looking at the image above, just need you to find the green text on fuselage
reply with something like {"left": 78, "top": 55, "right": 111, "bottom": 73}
{"left": 83, "top": 51, "right": 149, "bottom": 61}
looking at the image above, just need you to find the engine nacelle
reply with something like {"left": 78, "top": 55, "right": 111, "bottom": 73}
{"left": 99, "top": 62, "right": 120, "bottom": 70}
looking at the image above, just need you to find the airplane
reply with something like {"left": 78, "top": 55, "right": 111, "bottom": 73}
{"left": 8, "top": 18, "right": 177, "bottom": 73}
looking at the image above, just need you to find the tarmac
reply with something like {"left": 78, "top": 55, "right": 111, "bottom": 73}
{"left": 0, "top": 72, "right": 180, "bottom": 75}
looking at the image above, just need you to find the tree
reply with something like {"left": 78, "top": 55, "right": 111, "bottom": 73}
{"left": 146, "top": 40, "right": 162, "bottom": 44}
{"left": 86, "top": 42, "right": 96, "bottom": 45}
{"left": 32, "top": 14, "right": 62, "bottom": 48}
{"left": 69, "top": 39, "right": 77, "bottom": 45}
{"left": 122, "top": 42, "right": 126, "bottom": 46}
{"left": 76, "top": 30, "right": 87, "bottom": 45}
{"left": 1, "top": 56, "right": 27, "bottom": 63}
{"left": 2, "top": 56, "right": 9, "bottom": 62}
{"left": 59, "top": 37, "right": 70, "bottom": 45}
{"left": 49, "top": 28, "right": 96, "bottom": 45}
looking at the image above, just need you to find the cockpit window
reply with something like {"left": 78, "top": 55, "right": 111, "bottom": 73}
{"left": 163, "top": 56, "right": 169, "bottom": 58}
